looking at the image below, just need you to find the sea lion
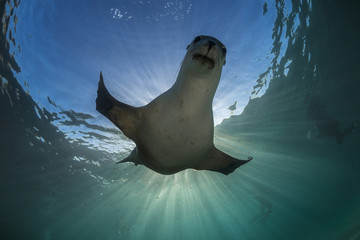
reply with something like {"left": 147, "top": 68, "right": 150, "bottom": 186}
{"left": 96, "top": 35, "right": 252, "bottom": 175}
{"left": 307, "top": 97, "right": 356, "bottom": 144}
{"left": 228, "top": 101, "right": 237, "bottom": 112}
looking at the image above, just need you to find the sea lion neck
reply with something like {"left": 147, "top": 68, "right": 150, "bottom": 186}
{"left": 169, "top": 71, "right": 213, "bottom": 111}
{"left": 171, "top": 57, "right": 221, "bottom": 100}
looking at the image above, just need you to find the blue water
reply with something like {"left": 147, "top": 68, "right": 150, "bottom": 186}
{"left": 1, "top": 0, "right": 360, "bottom": 239}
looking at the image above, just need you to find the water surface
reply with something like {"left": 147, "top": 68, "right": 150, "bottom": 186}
{"left": 1, "top": 1, "right": 360, "bottom": 239}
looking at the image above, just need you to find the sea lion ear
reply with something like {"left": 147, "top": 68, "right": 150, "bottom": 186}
{"left": 186, "top": 44, "right": 190, "bottom": 50}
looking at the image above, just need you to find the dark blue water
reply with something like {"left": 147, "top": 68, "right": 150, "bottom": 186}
{"left": 1, "top": 1, "right": 360, "bottom": 239}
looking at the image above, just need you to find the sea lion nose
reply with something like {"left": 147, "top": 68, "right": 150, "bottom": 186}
{"left": 207, "top": 41, "right": 215, "bottom": 52}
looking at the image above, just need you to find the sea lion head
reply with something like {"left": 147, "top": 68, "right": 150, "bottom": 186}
{"left": 185, "top": 35, "right": 227, "bottom": 72}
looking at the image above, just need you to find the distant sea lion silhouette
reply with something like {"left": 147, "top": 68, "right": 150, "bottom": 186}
{"left": 307, "top": 97, "right": 355, "bottom": 144}
{"left": 96, "top": 35, "right": 252, "bottom": 175}
{"left": 228, "top": 101, "right": 237, "bottom": 112}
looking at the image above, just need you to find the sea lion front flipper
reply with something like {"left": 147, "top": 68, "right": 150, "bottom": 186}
{"left": 96, "top": 72, "right": 141, "bottom": 139}
{"left": 197, "top": 146, "right": 252, "bottom": 175}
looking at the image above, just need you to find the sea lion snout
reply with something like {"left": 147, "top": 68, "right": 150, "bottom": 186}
{"left": 188, "top": 36, "right": 226, "bottom": 55}
{"left": 203, "top": 40, "right": 227, "bottom": 59}
{"left": 206, "top": 40, "right": 215, "bottom": 52}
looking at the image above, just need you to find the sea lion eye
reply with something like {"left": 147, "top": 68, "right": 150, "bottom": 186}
{"left": 193, "top": 36, "right": 201, "bottom": 43}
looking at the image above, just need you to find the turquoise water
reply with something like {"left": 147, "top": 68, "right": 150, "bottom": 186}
{"left": 1, "top": 0, "right": 360, "bottom": 239}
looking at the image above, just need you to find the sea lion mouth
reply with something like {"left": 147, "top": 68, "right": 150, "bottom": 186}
{"left": 192, "top": 54, "right": 215, "bottom": 69}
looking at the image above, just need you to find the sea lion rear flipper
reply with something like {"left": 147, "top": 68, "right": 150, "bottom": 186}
{"left": 96, "top": 72, "right": 141, "bottom": 139}
{"left": 197, "top": 146, "right": 252, "bottom": 175}
{"left": 116, "top": 147, "right": 142, "bottom": 166}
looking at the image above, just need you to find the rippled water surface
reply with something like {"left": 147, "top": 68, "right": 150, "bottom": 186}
{"left": 1, "top": 1, "right": 360, "bottom": 239}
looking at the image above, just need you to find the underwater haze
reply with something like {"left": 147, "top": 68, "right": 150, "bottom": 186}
{"left": 1, "top": 0, "right": 360, "bottom": 239}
